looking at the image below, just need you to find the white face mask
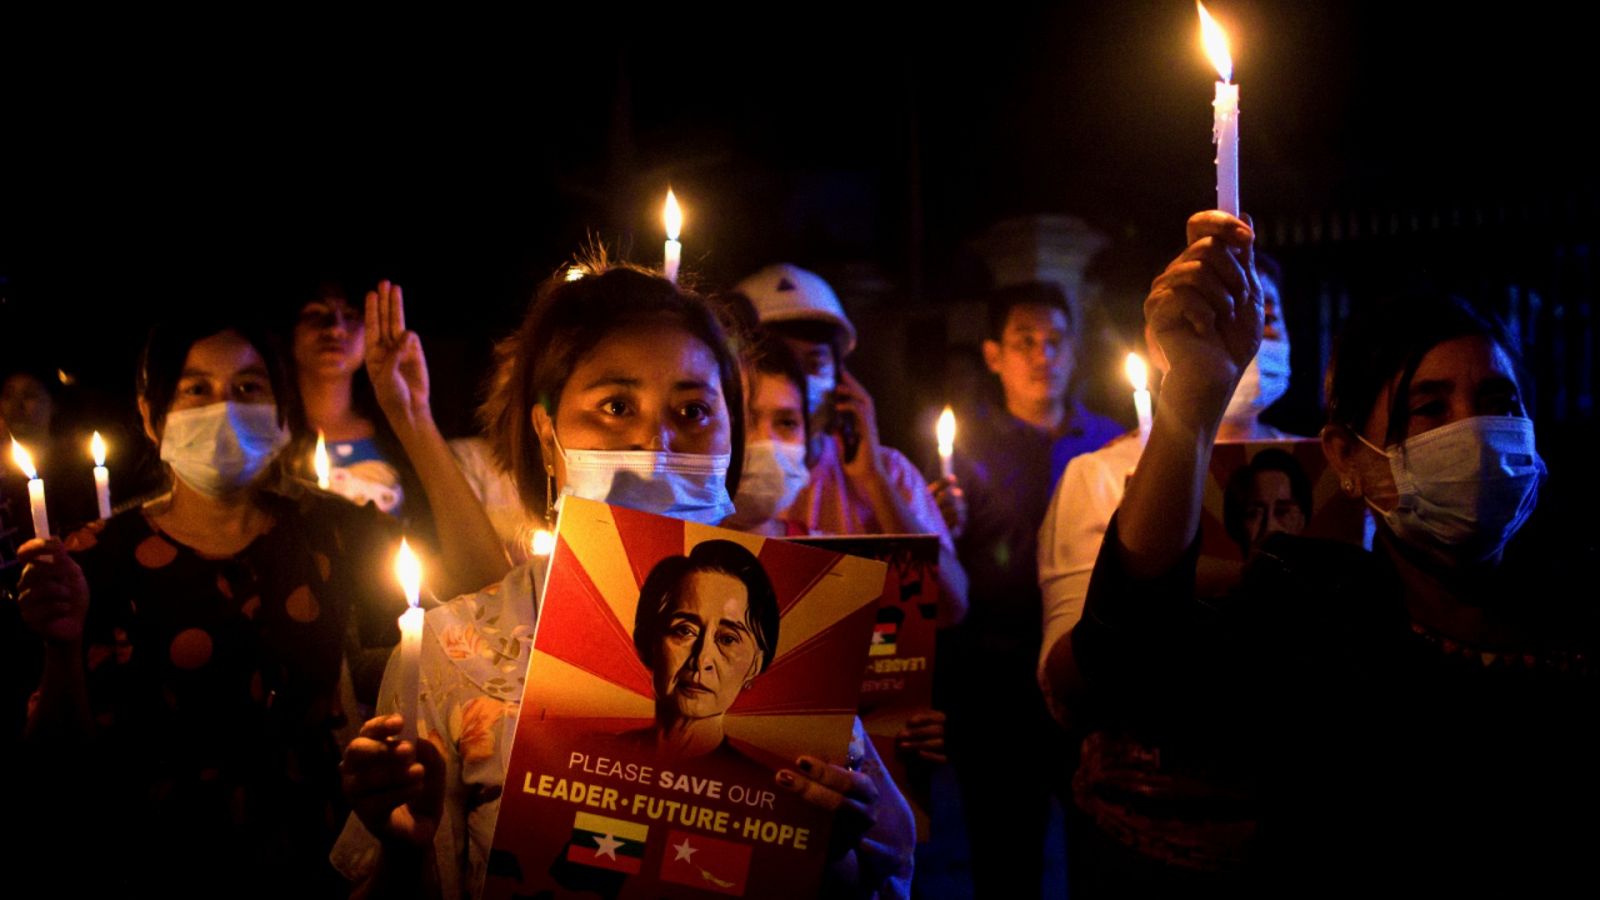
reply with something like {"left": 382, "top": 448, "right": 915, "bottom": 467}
{"left": 553, "top": 431, "right": 735, "bottom": 526}
{"left": 1224, "top": 333, "right": 1291, "bottom": 425}
{"left": 1357, "top": 415, "right": 1544, "bottom": 563}
{"left": 728, "top": 440, "right": 810, "bottom": 526}
{"left": 160, "top": 402, "right": 289, "bottom": 497}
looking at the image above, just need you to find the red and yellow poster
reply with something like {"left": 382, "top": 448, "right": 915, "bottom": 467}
{"left": 1197, "top": 439, "right": 1367, "bottom": 596}
{"left": 483, "top": 497, "right": 887, "bottom": 899}
{"left": 791, "top": 534, "right": 940, "bottom": 841}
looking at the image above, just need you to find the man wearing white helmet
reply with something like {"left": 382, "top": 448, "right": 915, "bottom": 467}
{"left": 735, "top": 263, "right": 969, "bottom": 631}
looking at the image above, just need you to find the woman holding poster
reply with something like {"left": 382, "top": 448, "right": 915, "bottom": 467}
{"left": 335, "top": 261, "right": 914, "bottom": 899}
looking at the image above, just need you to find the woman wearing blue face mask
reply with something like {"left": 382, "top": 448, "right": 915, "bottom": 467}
{"left": 1050, "top": 212, "right": 1596, "bottom": 893}
{"left": 335, "top": 262, "right": 915, "bottom": 899}
{"left": 14, "top": 315, "right": 407, "bottom": 896}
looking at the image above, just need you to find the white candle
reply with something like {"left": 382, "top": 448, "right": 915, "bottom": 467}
{"left": 10, "top": 438, "right": 49, "bottom": 538}
{"left": 91, "top": 431, "right": 112, "bottom": 520}
{"left": 313, "top": 430, "right": 331, "bottom": 491}
{"left": 663, "top": 188, "right": 683, "bottom": 285}
{"left": 1125, "top": 353, "right": 1154, "bottom": 445}
{"left": 394, "top": 538, "right": 424, "bottom": 742}
{"left": 1198, "top": 2, "right": 1239, "bottom": 216}
{"left": 935, "top": 406, "right": 956, "bottom": 480}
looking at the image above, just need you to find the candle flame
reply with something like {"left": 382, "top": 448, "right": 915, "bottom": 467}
{"left": 663, "top": 188, "right": 683, "bottom": 241}
{"left": 531, "top": 529, "right": 556, "bottom": 557}
{"left": 395, "top": 538, "right": 422, "bottom": 609}
{"left": 314, "top": 431, "right": 331, "bottom": 490}
{"left": 10, "top": 437, "right": 39, "bottom": 480}
{"left": 1125, "top": 353, "right": 1150, "bottom": 391}
{"left": 564, "top": 266, "right": 585, "bottom": 282}
{"left": 936, "top": 406, "right": 957, "bottom": 456}
{"left": 91, "top": 431, "right": 108, "bottom": 467}
{"left": 1197, "top": 1, "right": 1233, "bottom": 83}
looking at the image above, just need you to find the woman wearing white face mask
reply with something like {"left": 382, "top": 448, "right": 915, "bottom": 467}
{"left": 14, "top": 316, "right": 407, "bottom": 896}
{"left": 723, "top": 333, "right": 814, "bottom": 536}
{"left": 1051, "top": 212, "right": 1596, "bottom": 892}
{"left": 335, "top": 262, "right": 915, "bottom": 899}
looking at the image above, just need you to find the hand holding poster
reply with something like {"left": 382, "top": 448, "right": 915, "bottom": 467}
{"left": 484, "top": 497, "right": 887, "bottom": 899}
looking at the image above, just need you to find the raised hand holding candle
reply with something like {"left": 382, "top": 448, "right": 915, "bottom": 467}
{"left": 394, "top": 538, "right": 424, "bottom": 742}
{"left": 91, "top": 431, "right": 112, "bottom": 520}
{"left": 313, "top": 430, "right": 331, "bottom": 490}
{"left": 663, "top": 188, "right": 683, "bottom": 284}
{"left": 1125, "top": 353, "right": 1154, "bottom": 445}
{"left": 1198, "top": 2, "right": 1239, "bottom": 216}
{"left": 936, "top": 406, "right": 957, "bottom": 480}
{"left": 10, "top": 438, "right": 49, "bottom": 538}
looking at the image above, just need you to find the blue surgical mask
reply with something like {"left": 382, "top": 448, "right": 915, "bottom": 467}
{"left": 728, "top": 440, "right": 811, "bottom": 526}
{"left": 160, "top": 401, "right": 289, "bottom": 497}
{"left": 1357, "top": 415, "right": 1544, "bottom": 563}
{"left": 1224, "top": 333, "right": 1291, "bottom": 424}
{"left": 553, "top": 431, "right": 735, "bottom": 526}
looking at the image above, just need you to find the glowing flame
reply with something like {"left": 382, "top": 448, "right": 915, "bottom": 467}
{"left": 314, "top": 431, "right": 331, "bottom": 490}
{"left": 936, "top": 406, "right": 957, "bottom": 457}
{"left": 663, "top": 188, "right": 683, "bottom": 242}
{"left": 1197, "top": 1, "right": 1233, "bottom": 82}
{"left": 91, "top": 431, "right": 108, "bottom": 467}
{"left": 395, "top": 538, "right": 422, "bottom": 609}
{"left": 564, "top": 266, "right": 585, "bottom": 282}
{"left": 1125, "top": 353, "right": 1150, "bottom": 392}
{"left": 10, "top": 438, "right": 38, "bottom": 480}
{"left": 531, "top": 529, "right": 556, "bottom": 557}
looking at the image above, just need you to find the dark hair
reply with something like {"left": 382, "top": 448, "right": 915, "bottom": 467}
{"left": 482, "top": 260, "right": 746, "bottom": 519}
{"left": 1255, "top": 251, "right": 1283, "bottom": 288}
{"left": 1326, "top": 294, "right": 1523, "bottom": 444}
{"left": 984, "top": 281, "right": 1074, "bottom": 343}
{"left": 633, "top": 539, "right": 780, "bottom": 674}
{"left": 1223, "top": 448, "right": 1313, "bottom": 554}
{"left": 137, "top": 315, "right": 295, "bottom": 438}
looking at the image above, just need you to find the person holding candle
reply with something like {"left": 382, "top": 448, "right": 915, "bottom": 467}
{"left": 287, "top": 279, "right": 514, "bottom": 595}
{"left": 1047, "top": 212, "right": 1595, "bottom": 890}
{"left": 733, "top": 263, "right": 968, "bottom": 626}
{"left": 919, "top": 281, "right": 1120, "bottom": 895}
{"left": 334, "top": 262, "right": 915, "bottom": 899}
{"left": 1036, "top": 251, "right": 1295, "bottom": 715}
{"left": 13, "top": 313, "right": 410, "bottom": 897}
{"left": 1, "top": 367, "right": 102, "bottom": 539}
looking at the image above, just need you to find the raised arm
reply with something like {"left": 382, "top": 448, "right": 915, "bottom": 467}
{"left": 365, "top": 281, "right": 511, "bottom": 596}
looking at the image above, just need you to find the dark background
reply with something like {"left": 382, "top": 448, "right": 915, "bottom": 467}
{"left": 2, "top": 1, "right": 1594, "bottom": 476}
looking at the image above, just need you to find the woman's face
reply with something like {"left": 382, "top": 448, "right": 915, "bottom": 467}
{"left": 1242, "top": 469, "right": 1306, "bottom": 550}
{"left": 538, "top": 325, "right": 731, "bottom": 490}
{"left": 146, "top": 330, "right": 278, "bottom": 439}
{"left": 653, "top": 570, "right": 763, "bottom": 721}
{"left": 749, "top": 373, "right": 805, "bottom": 446}
{"left": 293, "top": 296, "right": 365, "bottom": 381}
{"left": 1341, "top": 335, "right": 1525, "bottom": 513}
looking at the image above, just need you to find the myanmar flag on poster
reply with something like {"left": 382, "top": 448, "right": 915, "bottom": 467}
{"left": 566, "top": 812, "right": 648, "bottom": 875}
{"left": 869, "top": 620, "right": 898, "bottom": 656}
{"left": 659, "top": 829, "right": 753, "bottom": 896}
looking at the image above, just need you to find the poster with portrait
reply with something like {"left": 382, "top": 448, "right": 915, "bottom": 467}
{"left": 1196, "top": 439, "right": 1368, "bottom": 597}
{"left": 790, "top": 534, "right": 940, "bottom": 841}
{"left": 483, "top": 497, "right": 887, "bottom": 900}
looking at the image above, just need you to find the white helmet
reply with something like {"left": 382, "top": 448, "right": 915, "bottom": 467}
{"left": 734, "top": 263, "right": 857, "bottom": 353}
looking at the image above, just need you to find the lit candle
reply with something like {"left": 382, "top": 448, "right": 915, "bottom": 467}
{"left": 91, "top": 431, "right": 112, "bottom": 520}
{"left": 313, "top": 430, "right": 331, "bottom": 491}
{"left": 531, "top": 528, "right": 556, "bottom": 558}
{"left": 394, "top": 538, "right": 424, "bottom": 742}
{"left": 935, "top": 406, "right": 957, "bottom": 480}
{"left": 1198, "top": 2, "right": 1239, "bottom": 216}
{"left": 663, "top": 188, "right": 683, "bottom": 284}
{"left": 10, "top": 438, "right": 49, "bottom": 539}
{"left": 1125, "top": 353, "right": 1154, "bottom": 445}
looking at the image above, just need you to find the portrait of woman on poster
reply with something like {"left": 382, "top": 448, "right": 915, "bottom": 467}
{"left": 625, "top": 539, "right": 780, "bottom": 761}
